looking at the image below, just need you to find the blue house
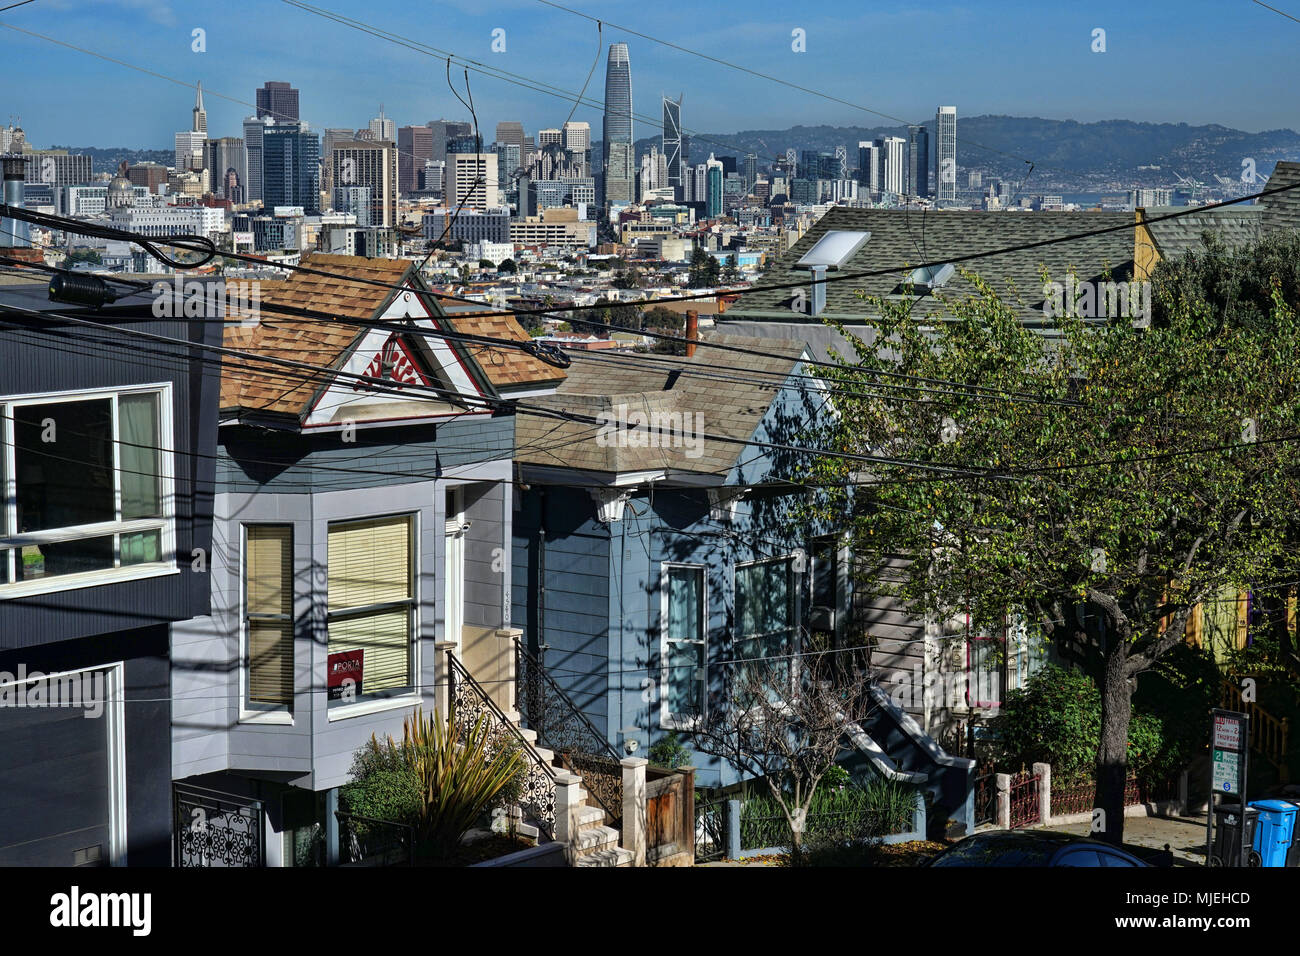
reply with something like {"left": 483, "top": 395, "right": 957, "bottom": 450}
{"left": 511, "top": 335, "right": 856, "bottom": 788}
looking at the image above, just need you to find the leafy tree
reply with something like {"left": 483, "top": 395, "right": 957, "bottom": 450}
{"left": 687, "top": 246, "right": 721, "bottom": 289}
{"left": 641, "top": 305, "right": 684, "bottom": 331}
{"left": 814, "top": 236, "right": 1300, "bottom": 844}
{"left": 722, "top": 253, "right": 741, "bottom": 284}
{"left": 498, "top": 257, "right": 517, "bottom": 274}
{"left": 478, "top": 258, "right": 494, "bottom": 269}
{"left": 612, "top": 268, "right": 641, "bottom": 290}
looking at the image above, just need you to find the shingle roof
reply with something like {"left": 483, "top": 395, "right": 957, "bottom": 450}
{"left": 1142, "top": 206, "right": 1264, "bottom": 260}
{"left": 728, "top": 207, "right": 1135, "bottom": 323}
{"left": 220, "top": 254, "right": 563, "bottom": 419}
{"left": 1259, "top": 161, "right": 1300, "bottom": 235}
{"left": 515, "top": 334, "right": 806, "bottom": 478}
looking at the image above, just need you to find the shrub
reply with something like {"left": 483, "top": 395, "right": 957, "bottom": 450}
{"left": 647, "top": 731, "right": 693, "bottom": 769}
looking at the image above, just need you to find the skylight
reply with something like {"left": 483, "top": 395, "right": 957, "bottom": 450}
{"left": 795, "top": 230, "right": 871, "bottom": 270}
{"left": 893, "top": 263, "right": 956, "bottom": 294}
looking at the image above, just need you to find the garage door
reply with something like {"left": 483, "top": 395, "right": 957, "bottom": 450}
{"left": 0, "top": 679, "right": 115, "bottom": 866}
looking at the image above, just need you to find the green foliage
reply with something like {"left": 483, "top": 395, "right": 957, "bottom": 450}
{"left": 641, "top": 305, "right": 684, "bottom": 331}
{"left": 65, "top": 249, "right": 102, "bottom": 265}
{"left": 647, "top": 731, "right": 693, "bottom": 769}
{"left": 740, "top": 776, "right": 916, "bottom": 850}
{"left": 687, "top": 246, "right": 721, "bottom": 288}
{"left": 498, "top": 257, "right": 517, "bottom": 274}
{"left": 340, "top": 737, "right": 422, "bottom": 828}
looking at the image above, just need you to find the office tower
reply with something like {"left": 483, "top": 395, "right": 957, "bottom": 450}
{"left": 22, "top": 151, "right": 93, "bottom": 192}
{"left": 418, "top": 160, "right": 445, "bottom": 194}
{"left": 330, "top": 139, "right": 397, "bottom": 226}
{"left": 743, "top": 153, "right": 757, "bottom": 191}
{"left": 204, "top": 137, "right": 246, "bottom": 201}
{"left": 322, "top": 128, "right": 356, "bottom": 195}
{"left": 639, "top": 144, "right": 668, "bottom": 198}
{"left": 192, "top": 81, "right": 207, "bottom": 134}
{"left": 878, "top": 136, "right": 906, "bottom": 196}
{"left": 663, "top": 95, "right": 683, "bottom": 193}
{"left": 537, "top": 128, "right": 562, "bottom": 148}
{"left": 256, "top": 81, "right": 300, "bottom": 122}
{"left": 602, "top": 42, "right": 634, "bottom": 206}
{"left": 496, "top": 141, "right": 521, "bottom": 203}
{"left": 447, "top": 132, "right": 484, "bottom": 155}
{"left": 562, "top": 121, "right": 591, "bottom": 174}
{"left": 688, "top": 162, "right": 707, "bottom": 204}
{"left": 936, "top": 105, "right": 957, "bottom": 202}
{"left": 968, "top": 170, "right": 982, "bottom": 189}
{"left": 128, "top": 162, "right": 168, "bottom": 194}
{"left": 835, "top": 145, "right": 847, "bottom": 179}
{"left": 447, "top": 151, "right": 501, "bottom": 211}
{"left": 705, "top": 154, "right": 723, "bottom": 218}
{"left": 242, "top": 116, "right": 271, "bottom": 203}
{"left": 426, "top": 119, "right": 472, "bottom": 168}
{"left": 907, "top": 125, "right": 929, "bottom": 199}
{"left": 397, "top": 125, "right": 433, "bottom": 195}
{"left": 857, "top": 141, "right": 879, "bottom": 196}
{"left": 333, "top": 186, "right": 374, "bottom": 226}
{"left": 369, "top": 106, "right": 395, "bottom": 143}
{"left": 496, "top": 121, "right": 525, "bottom": 149}
{"left": 262, "top": 123, "right": 320, "bottom": 213}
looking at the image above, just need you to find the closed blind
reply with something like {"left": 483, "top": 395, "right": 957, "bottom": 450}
{"left": 246, "top": 525, "right": 293, "bottom": 706}
{"left": 327, "top": 517, "right": 411, "bottom": 611}
{"left": 327, "top": 516, "right": 413, "bottom": 693}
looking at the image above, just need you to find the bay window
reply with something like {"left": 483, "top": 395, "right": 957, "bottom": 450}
{"left": 326, "top": 515, "right": 415, "bottom": 706}
{"left": 1, "top": 386, "right": 172, "bottom": 594}
{"left": 244, "top": 525, "right": 294, "bottom": 711}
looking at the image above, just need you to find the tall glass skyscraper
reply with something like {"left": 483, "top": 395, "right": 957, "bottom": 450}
{"left": 935, "top": 106, "right": 957, "bottom": 202}
{"left": 602, "top": 43, "right": 634, "bottom": 206}
{"left": 256, "top": 81, "right": 300, "bottom": 122}
{"left": 663, "top": 95, "right": 683, "bottom": 195}
{"left": 262, "top": 123, "right": 320, "bottom": 213}
{"left": 907, "top": 125, "right": 929, "bottom": 199}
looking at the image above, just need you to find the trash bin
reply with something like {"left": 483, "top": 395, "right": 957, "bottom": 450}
{"left": 1210, "top": 803, "right": 1260, "bottom": 866}
{"left": 1249, "top": 800, "right": 1296, "bottom": 867}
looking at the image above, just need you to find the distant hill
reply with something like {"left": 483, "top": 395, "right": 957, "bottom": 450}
{"left": 597, "top": 115, "right": 1300, "bottom": 188}
{"left": 46, "top": 146, "right": 173, "bottom": 176}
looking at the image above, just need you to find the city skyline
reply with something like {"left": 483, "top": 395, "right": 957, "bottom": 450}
{"left": 2, "top": 0, "right": 1296, "bottom": 150}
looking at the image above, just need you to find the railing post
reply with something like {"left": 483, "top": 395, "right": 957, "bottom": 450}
{"left": 995, "top": 773, "right": 1011, "bottom": 830}
{"left": 726, "top": 798, "right": 742, "bottom": 860}
{"left": 677, "top": 766, "right": 695, "bottom": 864}
{"left": 325, "top": 788, "right": 340, "bottom": 867}
{"left": 496, "top": 627, "right": 521, "bottom": 714}
{"left": 620, "top": 757, "right": 647, "bottom": 866}
{"left": 554, "top": 771, "right": 584, "bottom": 864}
{"left": 1034, "top": 762, "right": 1052, "bottom": 826}
{"left": 435, "top": 640, "right": 457, "bottom": 718}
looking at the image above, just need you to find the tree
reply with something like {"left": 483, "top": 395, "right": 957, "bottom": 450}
{"left": 612, "top": 268, "right": 641, "bottom": 290}
{"left": 814, "top": 239, "right": 1300, "bottom": 845}
{"left": 498, "top": 257, "right": 517, "bottom": 274}
{"left": 478, "top": 258, "right": 494, "bottom": 269}
{"left": 722, "top": 253, "right": 741, "bottom": 284}
{"left": 641, "top": 305, "right": 684, "bottom": 331}
{"left": 688, "top": 647, "right": 875, "bottom": 862}
{"left": 687, "top": 246, "right": 721, "bottom": 289}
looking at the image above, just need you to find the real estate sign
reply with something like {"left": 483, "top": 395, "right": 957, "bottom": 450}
{"left": 327, "top": 649, "right": 363, "bottom": 701}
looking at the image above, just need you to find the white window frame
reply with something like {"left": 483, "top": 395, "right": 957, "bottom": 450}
{"left": 659, "top": 562, "right": 707, "bottom": 730}
{"left": 238, "top": 522, "right": 296, "bottom": 724}
{"left": 324, "top": 511, "right": 421, "bottom": 720}
{"left": 0, "top": 383, "right": 176, "bottom": 599}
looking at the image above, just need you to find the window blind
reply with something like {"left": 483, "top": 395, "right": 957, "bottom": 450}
{"left": 247, "top": 525, "right": 293, "bottom": 706}
{"left": 327, "top": 516, "right": 413, "bottom": 694}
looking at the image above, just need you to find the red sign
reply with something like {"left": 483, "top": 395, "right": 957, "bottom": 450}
{"left": 1213, "top": 713, "right": 1243, "bottom": 751}
{"left": 328, "top": 650, "right": 363, "bottom": 700}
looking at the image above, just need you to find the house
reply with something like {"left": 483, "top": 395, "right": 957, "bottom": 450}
{"left": 0, "top": 278, "right": 222, "bottom": 866}
{"left": 510, "top": 334, "right": 854, "bottom": 787}
{"left": 169, "top": 253, "right": 566, "bottom": 866}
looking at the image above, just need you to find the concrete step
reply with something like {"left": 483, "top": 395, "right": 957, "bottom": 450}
{"left": 532, "top": 746, "right": 555, "bottom": 764}
{"left": 572, "top": 825, "right": 619, "bottom": 853}
{"left": 575, "top": 847, "right": 634, "bottom": 867}
{"left": 516, "top": 726, "right": 538, "bottom": 744}
{"left": 503, "top": 710, "right": 522, "bottom": 724}
{"left": 576, "top": 805, "right": 606, "bottom": 829}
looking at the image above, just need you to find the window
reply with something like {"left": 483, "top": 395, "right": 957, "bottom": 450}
{"left": 808, "top": 538, "right": 839, "bottom": 634}
{"left": 735, "top": 557, "right": 796, "bottom": 692}
{"left": 966, "top": 629, "right": 1006, "bottom": 709}
{"left": 326, "top": 515, "right": 415, "bottom": 706}
{"left": 245, "top": 525, "right": 294, "bottom": 711}
{"left": 661, "top": 564, "right": 706, "bottom": 727}
{"left": 1, "top": 387, "right": 171, "bottom": 595}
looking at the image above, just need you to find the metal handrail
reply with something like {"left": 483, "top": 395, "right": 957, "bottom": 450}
{"left": 445, "top": 650, "right": 556, "bottom": 781}
{"left": 514, "top": 636, "right": 621, "bottom": 763}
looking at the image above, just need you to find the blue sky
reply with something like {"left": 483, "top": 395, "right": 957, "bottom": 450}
{"left": 2, "top": 0, "right": 1297, "bottom": 148}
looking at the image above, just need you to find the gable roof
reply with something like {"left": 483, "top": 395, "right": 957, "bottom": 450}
{"left": 220, "top": 253, "right": 563, "bottom": 421}
{"left": 515, "top": 334, "right": 809, "bottom": 480}
{"left": 728, "top": 207, "right": 1136, "bottom": 325}
{"left": 1140, "top": 206, "right": 1264, "bottom": 260}
{"left": 1259, "top": 161, "right": 1300, "bottom": 235}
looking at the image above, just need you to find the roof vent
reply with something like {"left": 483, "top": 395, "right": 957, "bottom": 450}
{"left": 893, "top": 263, "right": 955, "bottom": 295}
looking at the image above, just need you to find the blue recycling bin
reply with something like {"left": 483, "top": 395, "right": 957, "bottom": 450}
{"left": 1248, "top": 799, "right": 1298, "bottom": 867}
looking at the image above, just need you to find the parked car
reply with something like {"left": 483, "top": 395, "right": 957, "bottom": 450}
{"left": 926, "top": 830, "right": 1159, "bottom": 867}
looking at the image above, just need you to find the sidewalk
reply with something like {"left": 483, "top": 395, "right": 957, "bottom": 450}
{"left": 1040, "top": 814, "right": 1209, "bottom": 866}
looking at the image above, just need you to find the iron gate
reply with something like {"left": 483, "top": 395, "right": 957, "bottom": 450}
{"left": 173, "top": 783, "right": 265, "bottom": 867}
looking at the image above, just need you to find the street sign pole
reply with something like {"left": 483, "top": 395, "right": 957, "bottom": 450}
{"left": 1207, "top": 708, "right": 1250, "bottom": 866}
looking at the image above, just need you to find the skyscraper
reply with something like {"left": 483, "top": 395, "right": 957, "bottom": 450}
{"left": 256, "top": 81, "right": 300, "bottom": 122}
{"left": 331, "top": 140, "right": 397, "bottom": 226}
{"left": 663, "top": 95, "right": 683, "bottom": 195}
{"left": 262, "top": 123, "right": 320, "bottom": 213}
{"left": 397, "top": 125, "right": 433, "bottom": 196}
{"left": 192, "top": 81, "right": 207, "bottom": 134}
{"left": 602, "top": 42, "right": 634, "bottom": 206}
{"left": 242, "top": 116, "right": 271, "bottom": 203}
{"left": 705, "top": 154, "right": 723, "bottom": 219}
{"left": 426, "top": 120, "right": 472, "bottom": 169}
{"left": 204, "top": 137, "right": 246, "bottom": 201}
{"left": 495, "top": 122, "right": 525, "bottom": 149}
{"left": 936, "top": 106, "right": 957, "bottom": 202}
{"left": 369, "top": 106, "right": 395, "bottom": 143}
{"left": 174, "top": 82, "right": 208, "bottom": 177}
{"left": 878, "top": 136, "right": 906, "bottom": 196}
{"left": 907, "top": 125, "right": 929, "bottom": 199}
{"left": 857, "top": 141, "right": 879, "bottom": 196}
{"left": 743, "top": 153, "right": 757, "bottom": 192}
{"left": 562, "top": 121, "right": 591, "bottom": 175}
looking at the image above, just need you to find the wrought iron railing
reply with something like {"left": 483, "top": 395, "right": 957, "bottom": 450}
{"left": 446, "top": 649, "right": 558, "bottom": 840}
{"left": 336, "top": 811, "right": 414, "bottom": 866}
{"left": 515, "top": 637, "right": 623, "bottom": 825}
{"left": 1008, "top": 770, "right": 1041, "bottom": 829}
{"left": 695, "top": 796, "right": 728, "bottom": 863}
{"left": 173, "top": 783, "right": 264, "bottom": 868}
{"left": 973, "top": 773, "right": 997, "bottom": 827}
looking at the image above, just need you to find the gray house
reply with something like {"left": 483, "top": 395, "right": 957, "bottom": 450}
{"left": 170, "top": 254, "right": 565, "bottom": 865}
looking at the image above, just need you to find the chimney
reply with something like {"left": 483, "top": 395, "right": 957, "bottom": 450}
{"left": 1, "top": 154, "right": 31, "bottom": 248}
{"left": 685, "top": 309, "right": 698, "bottom": 357}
